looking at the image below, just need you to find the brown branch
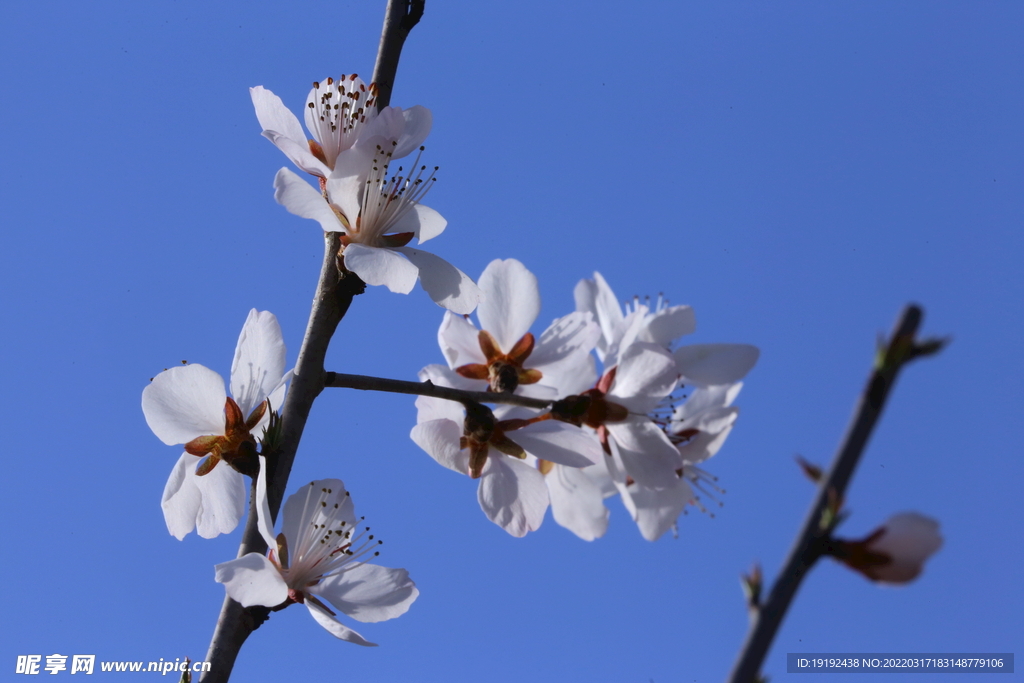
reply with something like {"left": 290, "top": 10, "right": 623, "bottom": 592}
{"left": 201, "top": 234, "right": 361, "bottom": 682}
{"left": 371, "top": 0, "right": 425, "bottom": 109}
{"left": 727, "top": 304, "right": 945, "bottom": 683}
{"left": 201, "top": 2, "right": 426, "bottom": 678}
{"left": 324, "top": 371, "right": 553, "bottom": 409}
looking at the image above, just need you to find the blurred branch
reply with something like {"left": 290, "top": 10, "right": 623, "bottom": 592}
{"left": 727, "top": 304, "right": 944, "bottom": 683}
{"left": 324, "top": 371, "right": 553, "bottom": 410}
{"left": 371, "top": 0, "right": 425, "bottom": 109}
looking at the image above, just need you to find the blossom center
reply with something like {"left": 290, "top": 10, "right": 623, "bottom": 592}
{"left": 183, "top": 397, "right": 266, "bottom": 475}
{"left": 455, "top": 330, "right": 543, "bottom": 393}
{"left": 275, "top": 484, "right": 382, "bottom": 592}
{"left": 331, "top": 144, "right": 437, "bottom": 251}
{"left": 306, "top": 75, "right": 377, "bottom": 169}
{"left": 459, "top": 402, "right": 536, "bottom": 478}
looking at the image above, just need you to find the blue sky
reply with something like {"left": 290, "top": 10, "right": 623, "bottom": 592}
{"left": 1, "top": 1, "right": 1021, "bottom": 681}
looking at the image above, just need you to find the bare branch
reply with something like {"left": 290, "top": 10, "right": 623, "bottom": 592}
{"left": 727, "top": 304, "right": 941, "bottom": 683}
{"left": 324, "top": 371, "right": 553, "bottom": 410}
{"left": 371, "top": 0, "right": 425, "bottom": 109}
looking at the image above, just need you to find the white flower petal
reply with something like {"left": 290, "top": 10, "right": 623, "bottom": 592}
{"left": 343, "top": 244, "right": 419, "bottom": 293}
{"left": 476, "top": 259, "right": 540, "bottom": 352}
{"left": 329, "top": 145, "right": 377, "bottom": 183}
{"left": 673, "top": 344, "right": 759, "bottom": 386}
{"left": 396, "top": 247, "right": 481, "bottom": 314}
{"left": 391, "top": 203, "right": 447, "bottom": 244}
{"left": 628, "top": 477, "right": 693, "bottom": 542}
{"left": 417, "top": 362, "right": 482, "bottom": 393}
{"left": 215, "top": 553, "right": 289, "bottom": 608}
{"left": 306, "top": 602, "right": 376, "bottom": 646}
{"left": 512, "top": 420, "right": 602, "bottom": 468}
{"left": 529, "top": 312, "right": 600, "bottom": 368}
{"left": 254, "top": 455, "right": 277, "bottom": 550}
{"left": 161, "top": 454, "right": 245, "bottom": 540}
{"left": 477, "top": 456, "right": 548, "bottom": 537}
{"left": 413, "top": 393, "right": 465, "bottom": 426}
{"left": 315, "top": 564, "right": 418, "bottom": 623}
{"left": 393, "top": 105, "right": 432, "bottom": 158}
{"left": 160, "top": 454, "right": 204, "bottom": 540}
{"left": 274, "top": 168, "right": 341, "bottom": 232}
{"left": 143, "top": 364, "right": 227, "bottom": 445}
{"left": 280, "top": 478, "right": 356, "bottom": 561}
{"left": 356, "top": 107, "right": 405, "bottom": 150}
{"left": 230, "top": 310, "right": 286, "bottom": 417}
{"left": 533, "top": 349, "right": 598, "bottom": 397}
{"left": 252, "top": 377, "right": 289, "bottom": 436}
{"left": 513, "top": 382, "right": 560, "bottom": 400}
{"left": 672, "top": 383, "right": 743, "bottom": 421}
{"left": 546, "top": 464, "right": 609, "bottom": 541}
{"left": 583, "top": 459, "right": 619, "bottom": 499}
{"left": 356, "top": 106, "right": 431, "bottom": 161}
{"left": 438, "top": 312, "right": 485, "bottom": 369}
{"left": 529, "top": 312, "right": 601, "bottom": 395}
{"left": 677, "top": 420, "right": 735, "bottom": 465}
{"left": 610, "top": 343, "right": 678, "bottom": 413}
{"left": 574, "top": 272, "right": 624, "bottom": 352}
{"left": 639, "top": 305, "right": 696, "bottom": 346}
{"left": 262, "top": 130, "right": 330, "bottom": 178}
{"left": 607, "top": 417, "right": 682, "bottom": 488}
{"left": 251, "top": 86, "right": 307, "bottom": 147}
{"left": 251, "top": 86, "right": 329, "bottom": 176}
{"left": 675, "top": 405, "right": 739, "bottom": 438}
{"left": 410, "top": 419, "right": 470, "bottom": 474}
{"left": 323, "top": 168, "right": 367, "bottom": 232}
{"left": 193, "top": 463, "right": 246, "bottom": 539}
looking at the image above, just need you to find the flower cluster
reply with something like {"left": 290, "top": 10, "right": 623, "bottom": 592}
{"left": 139, "top": 71, "right": 942, "bottom": 663}
{"left": 255, "top": 76, "right": 480, "bottom": 314}
{"left": 410, "top": 260, "right": 760, "bottom": 540}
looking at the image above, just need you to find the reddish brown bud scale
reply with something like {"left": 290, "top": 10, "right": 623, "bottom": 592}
{"left": 455, "top": 363, "right": 489, "bottom": 380}
{"left": 506, "top": 332, "right": 535, "bottom": 365}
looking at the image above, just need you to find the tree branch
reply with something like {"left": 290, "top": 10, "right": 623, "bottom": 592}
{"left": 324, "top": 371, "right": 554, "bottom": 409}
{"left": 201, "top": 1, "right": 425, "bottom": 675}
{"left": 371, "top": 0, "right": 425, "bottom": 109}
{"left": 727, "top": 304, "right": 941, "bottom": 683}
{"left": 202, "top": 234, "right": 361, "bottom": 682}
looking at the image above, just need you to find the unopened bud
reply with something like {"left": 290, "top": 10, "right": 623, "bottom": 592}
{"left": 828, "top": 512, "right": 942, "bottom": 585}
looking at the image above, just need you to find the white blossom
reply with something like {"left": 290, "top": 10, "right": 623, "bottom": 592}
{"left": 410, "top": 365, "right": 601, "bottom": 537}
{"left": 251, "top": 75, "right": 430, "bottom": 178}
{"left": 142, "top": 310, "right": 288, "bottom": 540}
{"left": 215, "top": 457, "right": 418, "bottom": 645}
{"left": 274, "top": 144, "right": 480, "bottom": 313}
{"left": 438, "top": 259, "right": 599, "bottom": 396}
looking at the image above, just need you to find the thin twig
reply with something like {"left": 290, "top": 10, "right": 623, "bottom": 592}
{"left": 324, "top": 371, "right": 553, "bottom": 410}
{"left": 727, "top": 304, "right": 940, "bottom": 683}
{"left": 371, "top": 0, "right": 425, "bottom": 109}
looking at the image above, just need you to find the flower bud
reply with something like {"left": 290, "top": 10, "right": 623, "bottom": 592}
{"left": 829, "top": 512, "right": 942, "bottom": 584}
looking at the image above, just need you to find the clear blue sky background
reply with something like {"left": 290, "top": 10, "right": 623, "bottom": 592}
{"left": 1, "top": 1, "right": 1021, "bottom": 681}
